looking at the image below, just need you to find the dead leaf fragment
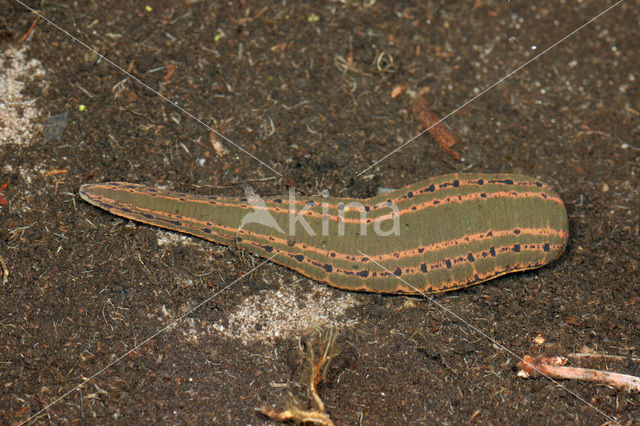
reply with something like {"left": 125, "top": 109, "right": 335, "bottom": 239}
{"left": 162, "top": 64, "right": 176, "bottom": 81}
{"left": 391, "top": 84, "right": 407, "bottom": 98}
{"left": 209, "top": 131, "right": 229, "bottom": 156}
{"left": 565, "top": 316, "right": 580, "bottom": 326}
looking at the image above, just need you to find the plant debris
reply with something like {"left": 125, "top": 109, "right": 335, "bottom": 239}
{"left": 260, "top": 326, "right": 340, "bottom": 425}
{"left": 410, "top": 94, "right": 461, "bottom": 161}
{"left": 517, "top": 354, "right": 640, "bottom": 392}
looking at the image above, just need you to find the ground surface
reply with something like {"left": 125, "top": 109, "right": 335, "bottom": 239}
{"left": 1, "top": 1, "right": 639, "bottom": 424}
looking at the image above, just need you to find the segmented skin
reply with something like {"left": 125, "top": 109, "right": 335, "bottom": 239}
{"left": 79, "top": 173, "right": 569, "bottom": 294}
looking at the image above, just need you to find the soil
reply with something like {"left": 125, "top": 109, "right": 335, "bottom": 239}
{"left": 1, "top": 1, "right": 639, "bottom": 424}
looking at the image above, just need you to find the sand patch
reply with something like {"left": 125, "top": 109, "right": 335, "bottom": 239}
{"left": 0, "top": 46, "right": 46, "bottom": 146}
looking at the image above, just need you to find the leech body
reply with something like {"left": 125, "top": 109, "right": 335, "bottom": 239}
{"left": 79, "top": 173, "right": 568, "bottom": 294}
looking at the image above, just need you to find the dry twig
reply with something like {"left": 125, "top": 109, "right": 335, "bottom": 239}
{"left": 569, "top": 352, "right": 640, "bottom": 363}
{"left": 410, "top": 95, "right": 461, "bottom": 161}
{"left": 19, "top": 14, "right": 40, "bottom": 44}
{"left": 517, "top": 354, "right": 640, "bottom": 392}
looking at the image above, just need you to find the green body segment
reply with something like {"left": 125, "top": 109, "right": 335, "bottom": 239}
{"left": 79, "top": 173, "right": 569, "bottom": 294}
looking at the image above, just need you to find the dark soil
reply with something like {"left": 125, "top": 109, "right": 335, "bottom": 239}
{"left": 1, "top": 1, "right": 639, "bottom": 424}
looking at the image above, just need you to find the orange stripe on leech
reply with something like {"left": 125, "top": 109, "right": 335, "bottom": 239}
{"left": 102, "top": 183, "right": 563, "bottom": 226}
{"left": 239, "top": 237, "right": 565, "bottom": 283}
{"left": 219, "top": 188, "right": 563, "bottom": 226}
{"left": 233, "top": 225, "right": 568, "bottom": 266}
{"left": 387, "top": 175, "right": 555, "bottom": 205}
{"left": 90, "top": 177, "right": 556, "bottom": 220}
{"left": 86, "top": 194, "right": 237, "bottom": 243}
{"left": 245, "top": 226, "right": 567, "bottom": 264}
{"left": 89, "top": 192, "right": 568, "bottom": 266}
{"left": 359, "top": 190, "right": 563, "bottom": 224}
{"left": 349, "top": 227, "right": 567, "bottom": 262}
{"left": 89, "top": 176, "right": 551, "bottom": 209}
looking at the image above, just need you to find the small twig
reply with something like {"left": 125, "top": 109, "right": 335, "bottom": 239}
{"left": 19, "top": 14, "right": 40, "bottom": 44}
{"left": 517, "top": 355, "right": 640, "bottom": 392}
{"left": 282, "top": 100, "right": 310, "bottom": 111}
{"left": 410, "top": 94, "right": 461, "bottom": 161}
{"left": 44, "top": 169, "right": 68, "bottom": 177}
{"left": 266, "top": 117, "right": 275, "bottom": 137}
{"left": 467, "top": 409, "right": 481, "bottom": 423}
{"left": 0, "top": 255, "right": 8, "bottom": 285}
{"left": 568, "top": 352, "right": 640, "bottom": 363}
{"left": 625, "top": 105, "right": 640, "bottom": 116}
{"left": 574, "top": 130, "right": 611, "bottom": 138}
